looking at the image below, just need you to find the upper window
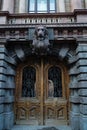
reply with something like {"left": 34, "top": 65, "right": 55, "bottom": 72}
{"left": 28, "top": 0, "right": 56, "bottom": 13}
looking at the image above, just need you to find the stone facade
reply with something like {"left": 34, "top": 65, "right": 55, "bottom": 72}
{"left": 0, "top": 5, "right": 87, "bottom": 130}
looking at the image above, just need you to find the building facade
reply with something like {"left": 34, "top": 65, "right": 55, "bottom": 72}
{"left": 0, "top": 0, "right": 87, "bottom": 130}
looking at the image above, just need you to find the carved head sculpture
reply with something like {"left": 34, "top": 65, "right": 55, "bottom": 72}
{"left": 34, "top": 25, "right": 48, "bottom": 40}
{"left": 32, "top": 25, "right": 50, "bottom": 50}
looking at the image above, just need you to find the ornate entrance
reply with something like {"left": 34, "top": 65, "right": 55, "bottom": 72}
{"left": 15, "top": 56, "right": 69, "bottom": 125}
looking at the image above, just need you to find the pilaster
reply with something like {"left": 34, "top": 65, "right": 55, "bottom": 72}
{"left": 19, "top": 0, "right": 26, "bottom": 13}
{"left": 2, "top": 0, "right": 14, "bottom": 13}
{"left": 71, "top": 0, "right": 82, "bottom": 11}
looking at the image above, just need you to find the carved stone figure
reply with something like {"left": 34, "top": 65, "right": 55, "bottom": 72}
{"left": 32, "top": 25, "right": 50, "bottom": 51}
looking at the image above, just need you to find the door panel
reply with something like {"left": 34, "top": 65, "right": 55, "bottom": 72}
{"left": 15, "top": 57, "right": 69, "bottom": 125}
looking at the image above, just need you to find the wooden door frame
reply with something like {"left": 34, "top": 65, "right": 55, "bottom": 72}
{"left": 14, "top": 56, "right": 70, "bottom": 125}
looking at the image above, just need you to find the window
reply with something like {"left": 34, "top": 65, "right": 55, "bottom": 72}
{"left": 28, "top": 0, "right": 56, "bottom": 13}
{"left": 22, "top": 66, "right": 36, "bottom": 97}
{"left": 48, "top": 66, "right": 62, "bottom": 97}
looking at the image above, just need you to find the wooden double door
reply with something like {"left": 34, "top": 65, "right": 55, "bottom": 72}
{"left": 15, "top": 57, "right": 69, "bottom": 125}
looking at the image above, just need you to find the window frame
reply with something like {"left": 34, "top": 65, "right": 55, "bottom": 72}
{"left": 28, "top": 0, "right": 56, "bottom": 13}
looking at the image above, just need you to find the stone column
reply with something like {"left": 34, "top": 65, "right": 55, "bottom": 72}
{"left": 2, "top": 0, "right": 14, "bottom": 13}
{"left": 19, "top": 0, "right": 26, "bottom": 13}
{"left": 76, "top": 43, "right": 87, "bottom": 130}
{"left": 71, "top": 0, "right": 82, "bottom": 11}
{"left": 58, "top": 0, "right": 65, "bottom": 12}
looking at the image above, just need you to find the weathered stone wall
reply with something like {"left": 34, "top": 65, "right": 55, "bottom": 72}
{"left": 0, "top": 44, "right": 16, "bottom": 130}
{"left": 76, "top": 43, "right": 87, "bottom": 130}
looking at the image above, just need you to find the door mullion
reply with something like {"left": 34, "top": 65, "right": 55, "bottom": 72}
{"left": 40, "top": 58, "right": 44, "bottom": 125}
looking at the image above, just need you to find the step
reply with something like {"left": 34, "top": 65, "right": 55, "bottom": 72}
{"left": 11, "top": 125, "right": 72, "bottom": 130}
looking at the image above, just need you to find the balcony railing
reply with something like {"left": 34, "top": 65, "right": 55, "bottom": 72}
{"left": 0, "top": 10, "right": 87, "bottom": 25}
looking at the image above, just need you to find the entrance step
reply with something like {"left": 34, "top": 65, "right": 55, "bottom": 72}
{"left": 11, "top": 125, "right": 72, "bottom": 130}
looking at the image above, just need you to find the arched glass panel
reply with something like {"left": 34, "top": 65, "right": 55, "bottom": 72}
{"left": 48, "top": 66, "right": 62, "bottom": 97}
{"left": 22, "top": 66, "right": 36, "bottom": 97}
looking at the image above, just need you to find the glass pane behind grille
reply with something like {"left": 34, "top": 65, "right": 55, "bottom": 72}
{"left": 48, "top": 66, "right": 62, "bottom": 97}
{"left": 22, "top": 66, "right": 36, "bottom": 97}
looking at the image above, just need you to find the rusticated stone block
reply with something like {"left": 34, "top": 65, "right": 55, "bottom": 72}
{"left": 78, "top": 81, "right": 87, "bottom": 88}
{"left": 0, "top": 53, "right": 7, "bottom": 60}
{"left": 6, "top": 76, "right": 15, "bottom": 88}
{"left": 69, "top": 96, "right": 80, "bottom": 103}
{"left": 0, "top": 82, "right": 5, "bottom": 88}
{"left": 0, "top": 97, "right": 4, "bottom": 104}
{"left": 77, "top": 74, "right": 87, "bottom": 81}
{"left": 0, "top": 46, "right": 7, "bottom": 53}
{"left": 4, "top": 111, "right": 14, "bottom": 130}
{"left": 80, "top": 114, "right": 87, "bottom": 130}
{"left": 6, "top": 67, "right": 16, "bottom": 76}
{"left": 76, "top": 52, "right": 87, "bottom": 59}
{"left": 4, "top": 96, "right": 14, "bottom": 103}
{"left": 80, "top": 97, "right": 87, "bottom": 104}
{"left": 0, "top": 89, "right": 5, "bottom": 96}
{"left": 77, "top": 60, "right": 87, "bottom": 67}
{"left": 69, "top": 66, "right": 78, "bottom": 75}
{"left": 0, "top": 67, "right": 6, "bottom": 74}
{"left": 70, "top": 111, "right": 80, "bottom": 130}
{"left": 80, "top": 105, "right": 87, "bottom": 115}
{"left": 78, "top": 89, "right": 87, "bottom": 96}
{"left": 0, "top": 113, "right": 4, "bottom": 130}
{"left": 0, "top": 60, "right": 7, "bottom": 67}
{"left": 6, "top": 56, "right": 17, "bottom": 66}
{"left": 0, "top": 104, "right": 4, "bottom": 114}
{"left": 76, "top": 44, "right": 87, "bottom": 52}
{"left": 0, "top": 74, "right": 6, "bottom": 82}
{"left": 78, "top": 66, "right": 87, "bottom": 73}
{"left": 4, "top": 104, "right": 13, "bottom": 112}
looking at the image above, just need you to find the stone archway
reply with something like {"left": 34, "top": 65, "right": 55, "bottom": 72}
{"left": 0, "top": 41, "right": 79, "bottom": 129}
